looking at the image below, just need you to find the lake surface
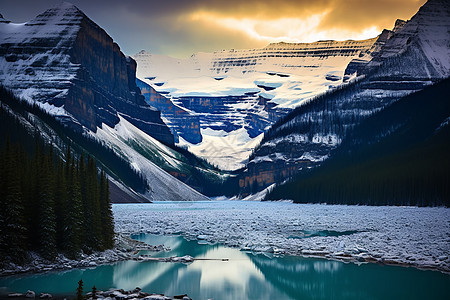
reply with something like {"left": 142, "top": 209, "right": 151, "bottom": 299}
{"left": 1, "top": 234, "right": 449, "bottom": 300}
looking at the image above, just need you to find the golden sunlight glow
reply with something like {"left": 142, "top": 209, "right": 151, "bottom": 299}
{"left": 190, "top": 10, "right": 382, "bottom": 44}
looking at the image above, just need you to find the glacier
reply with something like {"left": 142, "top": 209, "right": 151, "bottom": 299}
{"left": 134, "top": 39, "right": 377, "bottom": 170}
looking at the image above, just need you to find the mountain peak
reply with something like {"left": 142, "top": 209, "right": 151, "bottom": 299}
{"left": 26, "top": 1, "right": 85, "bottom": 27}
{"left": 53, "top": 1, "right": 82, "bottom": 13}
{"left": 393, "top": 19, "right": 406, "bottom": 32}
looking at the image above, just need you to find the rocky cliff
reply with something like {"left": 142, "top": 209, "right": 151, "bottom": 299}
{"left": 134, "top": 38, "right": 377, "bottom": 170}
{"left": 239, "top": 0, "right": 450, "bottom": 195}
{"left": 0, "top": 2, "right": 174, "bottom": 145}
{"left": 136, "top": 79, "right": 202, "bottom": 143}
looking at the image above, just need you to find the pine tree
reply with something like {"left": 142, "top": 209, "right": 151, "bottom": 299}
{"left": 99, "top": 170, "right": 114, "bottom": 249}
{"left": 0, "top": 138, "right": 26, "bottom": 264}
{"left": 37, "top": 145, "right": 57, "bottom": 260}
{"left": 65, "top": 156, "right": 83, "bottom": 258}
{"left": 54, "top": 159, "right": 68, "bottom": 251}
{"left": 76, "top": 279, "right": 84, "bottom": 300}
{"left": 86, "top": 156, "right": 101, "bottom": 251}
{"left": 92, "top": 285, "right": 97, "bottom": 300}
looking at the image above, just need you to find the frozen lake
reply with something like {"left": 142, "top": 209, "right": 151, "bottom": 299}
{"left": 1, "top": 201, "right": 449, "bottom": 300}
{"left": 1, "top": 234, "right": 449, "bottom": 299}
{"left": 114, "top": 201, "right": 450, "bottom": 272}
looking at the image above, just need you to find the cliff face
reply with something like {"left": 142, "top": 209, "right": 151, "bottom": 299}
{"left": 136, "top": 79, "right": 201, "bottom": 143}
{"left": 0, "top": 2, "right": 174, "bottom": 145}
{"left": 240, "top": 0, "right": 450, "bottom": 195}
{"left": 134, "top": 38, "right": 377, "bottom": 170}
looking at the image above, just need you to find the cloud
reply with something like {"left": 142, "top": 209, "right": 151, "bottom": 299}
{"left": 187, "top": 10, "right": 383, "bottom": 45}
{"left": 1, "top": 0, "right": 427, "bottom": 58}
{"left": 135, "top": 0, "right": 426, "bottom": 56}
{"left": 317, "top": 0, "right": 427, "bottom": 30}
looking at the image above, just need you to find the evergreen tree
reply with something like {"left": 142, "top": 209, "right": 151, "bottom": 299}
{"left": 54, "top": 159, "right": 68, "bottom": 251}
{"left": 76, "top": 279, "right": 84, "bottom": 300}
{"left": 0, "top": 138, "right": 26, "bottom": 264}
{"left": 99, "top": 170, "right": 114, "bottom": 249}
{"left": 65, "top": 155, "right": 83, "bottom": 258}
{"left": 37, "top": 145, "right": 57, "bottom": 260}
{"left": 92, "top": 285, "right": 97, "bottom": 300}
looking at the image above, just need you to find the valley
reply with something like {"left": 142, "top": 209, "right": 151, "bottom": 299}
{"left": 0, "top": 0, "right": 449, "bottom": 299}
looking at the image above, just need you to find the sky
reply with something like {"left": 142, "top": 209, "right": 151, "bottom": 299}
{"left": 0, "top": 0, "right": 427, "bottom": 58}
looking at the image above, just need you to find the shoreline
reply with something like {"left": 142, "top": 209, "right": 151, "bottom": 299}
{"left": 114, "top": 201, "right": 450, "bottom": 275}
{"left": 1, "top": 232, "right": 449, "bottom": 280}
{"left": 0, "top": 234, "right": 166, "bottom": 278}
{"left": 2, "top": 287, "right": 192, "bottom": 300}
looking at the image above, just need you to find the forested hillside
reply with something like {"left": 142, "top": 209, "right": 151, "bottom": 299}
{"left": 0, "top": 136, "right": 114, "bottom": 265}
{"left": 0, "top": 86, "right": 148, "bottom": 194}
{"left": 267, "top": 78, "right": 450, "bottom": 206}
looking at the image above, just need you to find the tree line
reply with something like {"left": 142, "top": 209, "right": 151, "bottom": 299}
{"left": 266, "top": 78, "right": 450, "bottom": 206}
{"left": 0, "top": 136, "right": 114, "bottom": 265}
{"left": 0, "top": 85, "right": 148, "bottom": 194}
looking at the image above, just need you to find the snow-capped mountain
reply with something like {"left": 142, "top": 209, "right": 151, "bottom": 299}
{"left": 239, "top": 0, "right": 450, "bottom": 195}
{"left": 346, "top": 0, "right": 449, "bottom": 79}
{"left": 0, "top": 2, "right": 173, "bottom": 145}
{"left": 267, "top": 77, "right": 450, "bottom": 206}
{"left": 134, "top": 38, "right": 377, "bottom": 170}
{"left": 0, "top": 2, "right": 210, "bottom": 201}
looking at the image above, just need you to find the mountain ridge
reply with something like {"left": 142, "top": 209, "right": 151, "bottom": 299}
{"left": 266, "top": 77, "right": 450, "bottom": 206}
{"left": 134, "top": 35, "right": 378, "bottom": 170}
{"left": 0, "top": 2, "right": 215, "bottom": 201}
{"left": 0, "top": 2, "right": 174, "bottom": 144}
{"left": 239, "top": 0, "right": 450, "bottom": 195}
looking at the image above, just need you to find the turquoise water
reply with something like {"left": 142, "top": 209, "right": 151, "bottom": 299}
{"left": 0, "top": 234, "right": 449, "bottom": 300}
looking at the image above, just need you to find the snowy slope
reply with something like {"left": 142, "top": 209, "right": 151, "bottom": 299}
{"left": 134, "top": 39, "right": 377, "bottom": 169}
{"left": 0, "top": 2, "right": 209, "bottom": 201}
{"left": 0, "top": 2, "right": 80, "bottom": 104}
{"left": 366, "top": 0, "right": 450, "bottom": 77}
{"left": 94, "top": 116, "right": 209, "bottom": 201}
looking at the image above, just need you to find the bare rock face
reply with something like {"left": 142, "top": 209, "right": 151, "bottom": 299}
{"left": 136, "top": 79, "right": 202, "bottom": 143}
{"left": 0, "top": 2, "right": 174, "bottom": 145}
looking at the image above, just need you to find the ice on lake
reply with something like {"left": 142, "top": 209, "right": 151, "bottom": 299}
{"left": 113, "top": 201, "right": 450, "bottom": 272}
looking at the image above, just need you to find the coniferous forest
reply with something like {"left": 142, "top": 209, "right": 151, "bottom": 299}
{"left": 0, "top": 88, "right": 115, "bottom": 266}
{"left": 0, "top": 86, "right": 148, "bottom": 194}
{"left": 0, "top": 138, "right": 114, "bottom": 265}
{"left": 267, "top": 78, "right": 450, "bottom": 206}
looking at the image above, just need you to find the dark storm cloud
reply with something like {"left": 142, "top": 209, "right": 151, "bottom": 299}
{"left": 0, "top": 0, "right": 426, "bottom": 57}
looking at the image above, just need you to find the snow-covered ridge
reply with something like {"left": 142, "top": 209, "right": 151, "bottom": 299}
{"left": 134, "top": 38, "right": 377, "bottom": 169}
{"left": 0, "top": 2, "right": 208, "bottom": 201}
{"left": 241, "top": 0, "right": 450, "bottom": 194}
{"left": 0, "top": 2, "right": 82, "bottom": 102}
{"left": 366, "top": 0, "right": 450, "bottom": 78}
{"left": 94, "top": 116, "right": 209, "bottom": 202}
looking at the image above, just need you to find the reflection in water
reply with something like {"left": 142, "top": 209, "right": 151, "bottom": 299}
{"left": 126, "top": 235, "right": 290, "bottom": 300}
{"left": 0, "top": 234, "right": 449, "bottom": 300}
{"left": 184, "top": 247, "right": 267, "bottom": 299}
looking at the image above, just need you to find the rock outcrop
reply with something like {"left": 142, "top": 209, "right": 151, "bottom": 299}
{"left": 0, "top": 2, "right": 174, "bottom": 145}
{"left": 136, "top": 79, "right": 201, "bottom": 143}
